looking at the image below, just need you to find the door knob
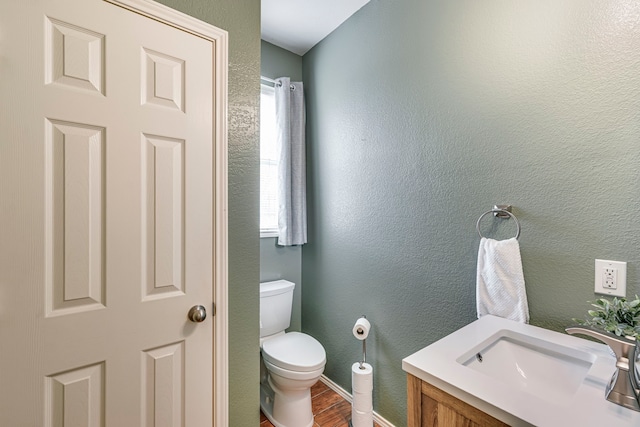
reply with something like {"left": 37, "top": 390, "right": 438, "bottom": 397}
{"left": 188, "top": 305, "right": 207, "bottom": 323}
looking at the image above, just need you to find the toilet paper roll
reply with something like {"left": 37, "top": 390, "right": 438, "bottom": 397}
{"left": 351, "top": 407, "right": 373, "bottom": 427}
{"left": 352, "top": 317, "right": 371, "bottom": 340}
{"left": 353, "top": 391, "right": 373, "bottom": 412}
{"left": 351, "top": 362, "right": 373, "bottom": 393}
{"left": 351, "top": 362, "right": 373, "bottom": 427}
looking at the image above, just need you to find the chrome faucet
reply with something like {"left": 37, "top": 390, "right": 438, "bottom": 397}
{"left": 566, "top": 325, "right": 640, "bottom": 411}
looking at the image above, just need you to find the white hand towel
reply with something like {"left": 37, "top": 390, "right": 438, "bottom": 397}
{"left": 476, "top": 237, "right": 529, "bottom": 323}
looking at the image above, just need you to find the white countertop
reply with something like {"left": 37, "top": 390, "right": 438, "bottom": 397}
{"left": 402, "top": 315, "right": 640, "bottom": 427}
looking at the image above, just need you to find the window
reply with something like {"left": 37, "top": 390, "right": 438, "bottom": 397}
{"left": 260, "top": 83, "right": 278, "bottom": 237}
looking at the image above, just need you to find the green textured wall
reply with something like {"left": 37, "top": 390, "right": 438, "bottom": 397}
{"left": 260, "top": 238, "right": 302, "bottom": 331}
{"left": 260, "top": 40, "right": 304, "bottom": 331}
{"left": 261, "top": 40, "right": 303, "bottom": 82}
{"left": 302, "top": 0, "right": 640, "bottom": 425}
{"left": 155, "top": 0, "right": 260, "bottom": 425}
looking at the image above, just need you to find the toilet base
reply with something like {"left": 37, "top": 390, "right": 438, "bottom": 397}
{"left": 260, "top": 375, "right": 314, "bottom": 427}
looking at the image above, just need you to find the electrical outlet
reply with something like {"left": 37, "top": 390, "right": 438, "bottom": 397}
{"left": 602, "top": 267, "right": 617, "bottom": 289}
{"left": 595, "top": 259, "right": 627, "bottom": 297}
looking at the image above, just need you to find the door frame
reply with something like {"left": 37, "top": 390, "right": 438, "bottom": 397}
{"left": 104, "top": 0, "right": 229, "bottom": 425}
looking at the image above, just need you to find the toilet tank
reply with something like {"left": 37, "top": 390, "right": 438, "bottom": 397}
{"left": 260, "top": 280, "right": 295, "bottom": 338}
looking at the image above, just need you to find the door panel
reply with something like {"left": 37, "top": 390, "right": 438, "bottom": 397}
{"left": 143, "top": 342, "right": 185, "bottom": 427}
{"left": 45, "top": 119, "right": 106, "bottom": 316}
{"left": 46, "top": 362, "right": 105, "bottom": 427}
{"left": 142, "top": 134, "right": 186, "bottom": 301}
{"left": 0, "top": 1, "right": 214, "bottom": 425}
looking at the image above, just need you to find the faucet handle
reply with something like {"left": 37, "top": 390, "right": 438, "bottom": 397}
{"left": 565, "top": 325, "right": 636, "bottom": 364}
{"left": 566, "top": 325, "right": 640, "bottom": 411}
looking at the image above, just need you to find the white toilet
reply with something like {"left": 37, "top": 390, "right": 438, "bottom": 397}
{"left": 260, "top": 280, "right": 326, "bottom": 427}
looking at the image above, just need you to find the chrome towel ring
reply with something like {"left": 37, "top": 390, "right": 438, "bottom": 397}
{"left": 476, "top": 205, "right": 521, "bottom": 240}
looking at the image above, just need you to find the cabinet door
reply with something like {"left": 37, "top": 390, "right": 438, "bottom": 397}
{"left": 424, "top": 394, "right": 481, "bottom": 427}
{"left": 407, "top": 375, "right": 510, "bottom": 427}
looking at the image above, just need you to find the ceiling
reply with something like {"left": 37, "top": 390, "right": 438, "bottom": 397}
{"left": 261, "top": 0, "right": 370, "bottom": 56}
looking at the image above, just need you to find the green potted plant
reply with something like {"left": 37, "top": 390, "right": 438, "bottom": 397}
{"left": 574, "top": 296, "right": 640, "bottom": 339}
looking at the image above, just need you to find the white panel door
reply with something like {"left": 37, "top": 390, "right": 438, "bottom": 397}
{"left": 0, "top": 0, "right": 216, "bottom": 425}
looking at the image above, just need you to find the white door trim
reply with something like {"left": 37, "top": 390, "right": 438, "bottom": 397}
{"left": 104, "top": 1, "right": 229, "bottom": 425}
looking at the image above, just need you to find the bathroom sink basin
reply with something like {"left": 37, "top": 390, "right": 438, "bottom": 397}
{"left": 457, "top": 330, "right": 596, "bottom": 404}
{"left": 402, "top": 315, "right": 640, "bottom": 426}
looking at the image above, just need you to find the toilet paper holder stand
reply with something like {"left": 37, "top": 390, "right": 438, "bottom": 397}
{"left": 357, "top": 315, "right": 367, "bottom": 370}
{"left": 351, "top": 315, "right": 373, "bottom": 427}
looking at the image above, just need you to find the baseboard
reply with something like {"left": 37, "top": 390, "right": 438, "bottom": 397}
{"left": 319, "top": 375, "right": 396, "bottom": 427}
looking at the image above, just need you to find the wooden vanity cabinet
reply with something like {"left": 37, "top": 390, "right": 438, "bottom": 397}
{"left": 407, "top": 374, "right": 510, "bottom": 427}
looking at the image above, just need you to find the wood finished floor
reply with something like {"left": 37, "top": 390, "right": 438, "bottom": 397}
{"left": 260, "top": 380, "right": 382, "bottom": 427}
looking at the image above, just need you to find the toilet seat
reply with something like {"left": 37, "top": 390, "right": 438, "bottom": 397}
{"left": 263, "top": 359, "right": 325, "bottom": 382}
{"left": 262, "top": 332, "right": 326, "bottom": 372}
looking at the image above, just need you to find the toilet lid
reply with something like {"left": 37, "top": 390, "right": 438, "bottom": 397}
{"left": 262, "top": 332, "right": 326, "bottom": 372}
